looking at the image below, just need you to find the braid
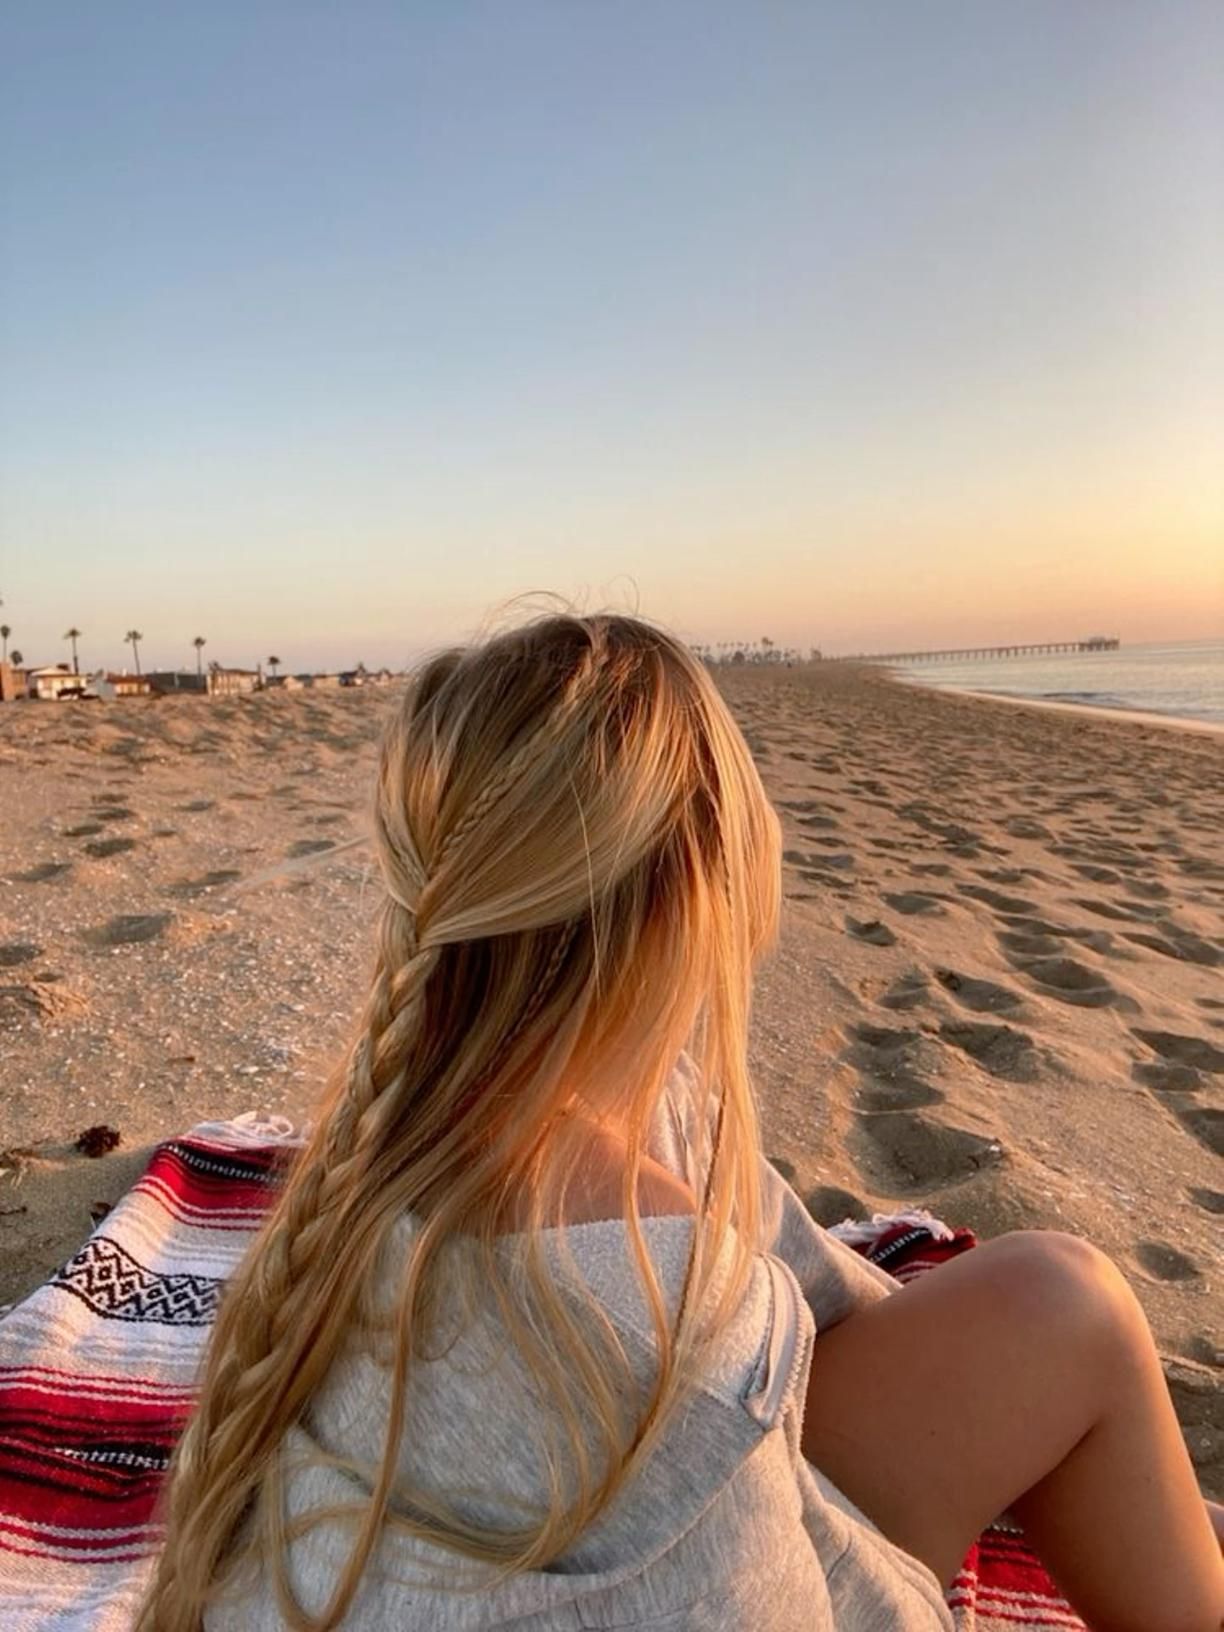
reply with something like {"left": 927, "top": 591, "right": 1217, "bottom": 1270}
{"left": 432, "top": 657, "right": 598, "bottom": 879}
{"left": 498, "top": 921, "right": 578, "bottom": 1065}
{"left": 432, "top": 729, "right": 552, "bottom": 875}
{"left": 139, "top": 915, "right": 439, "bottom": 1632}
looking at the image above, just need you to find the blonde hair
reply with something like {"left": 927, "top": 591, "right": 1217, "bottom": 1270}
{"left": 137, "top": 608, "right": 782, "bottom": 1631}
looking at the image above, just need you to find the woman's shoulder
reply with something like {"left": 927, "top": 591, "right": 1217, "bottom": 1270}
{"left": 557, "top": 1122, "right": 698, "bottom": 1227}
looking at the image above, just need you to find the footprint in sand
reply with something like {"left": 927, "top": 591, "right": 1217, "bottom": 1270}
{"left": 91, "top": 806, "right": 135, "bottom": 823}
{"left": 1004, "top": 816, "right": 1052, "bottom": 840}
{"left": 81, "top": 914, "right": 173, "bottom": 948}
{"left": 958, "top": 883, "right": 1040, "bottom": 917}
{"left": 0, "top": 944, "right": 41, "bottom": 968}
{"left": 10, "top": 862, "right": 72, "bottom": 884}
{"left": 1072, "top": 897, "right": 1154, "bottom": 923}
{"left": 879, "top": 971, "right": 929, "bottom": 1011}
{"left": 1180, "top": 1335, "right": 1224, "bottom": 1369}
{"left": 999, "top": 928, "right": 1063, "bottom": 959}
{"left": 1071, "top": 863, "right": 1123, "bottom": 885}
{"left": 810, "top": 852, "right": 855, "bottom": 871}
{"left": 177, "top": 799, "right": 215, "bottom": 813}
{"left": 83, "top": 837, "right": 138, "bottom": 859}
{"left": 939, "top": 1021, "right": 1037, "bottom": 1079}
{"left": 1012, "top": 955, "right": 1119, "bottom": 1009}
{"left": 850, "top": 1023, "right": 924, "bottom": 1054}
{"left": 856, "top": 1078, "right": 943, "bottom": 1113}
{"left": 1196, "top": 997, "right": 1224, "bottom": 1012}
{"left": 850, "top": 1111, "right": 1003, "bottom": 1195}
{"left": 805, "top": 1185, "right": 869, "bottom": 1227}
{"left": 1132, "top": 1061, "right": 1204, "bottom": 1094}
{"left": 934, "top": 968, "right": 1023, "bottom": 1014}
{"left": 1056, "top": 925, "right": 1117, "bottom": 957}
{"left": 884, "top": 892, "right": 945, "bottom": 916}
{"left": 287, "top": 839, "right": 337, "bottom": 859}
{"left": 1134, "top": 1241, "right": 1202, "bottom": 1282}
{"left": 1123, "top": 927, "right": 1221, "bottom": 968}
{"left": 1125, "top": 878, "right": 1170, "bottom": 900}
{"left": 1132, "top": 1030, "right": 1224, "bottom": 1073}
{"left": 63, "top": 822, "right": 105, "bottom": 838}
{"left": 847, "top": 1025, "right": 945, "bottom": 1113}
{"left": 1188, "top": 1188, "right": 1224, "bottom": 1215}
{"left": 846, "top": 916, "right": 896, "bottom": 947}
{"left": 1175, "top": 1107, "right": 1224, "bottom": 1157}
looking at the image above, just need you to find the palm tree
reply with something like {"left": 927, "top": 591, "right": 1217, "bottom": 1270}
{"left": 192, "top": 635, "right": 207, "bottom": 677}
{"left": 64, "top": 627, "right": 83, "bottom": 674}
{"left": 10, "top": 649, "right": 23, "bottom": 669}
{"left": 267, "top": 655, "right": 281, "bottom": 679}
{"left": 125, "top": 630, "right": 144, "bottom": 676}
{"left": 0, "top": 625, "right": 9, "bottom": 663}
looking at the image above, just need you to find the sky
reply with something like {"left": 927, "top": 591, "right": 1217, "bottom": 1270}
{"left": 1, "top": 2, "right": 1221, "bottom": 674}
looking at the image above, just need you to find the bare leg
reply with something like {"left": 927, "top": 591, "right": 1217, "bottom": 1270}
{"left": 800, "top": 1231, "right": 1224, "bottom": 1632}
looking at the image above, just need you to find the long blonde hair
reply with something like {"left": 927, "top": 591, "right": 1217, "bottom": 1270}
{"left": 137, "top": 608, "right": 782, "bottom": 1630}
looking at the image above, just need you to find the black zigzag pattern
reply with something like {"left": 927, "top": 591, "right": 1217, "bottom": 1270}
{"left": 50, "top": 1236, "right": 222, "bottom": 1326}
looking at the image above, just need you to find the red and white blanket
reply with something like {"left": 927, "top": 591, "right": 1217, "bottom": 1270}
{"left": 0, "top": 1121, "right": 1085, "bottom": 1630}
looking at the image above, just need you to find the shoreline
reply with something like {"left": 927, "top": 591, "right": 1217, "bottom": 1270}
{"left": 892, "top": 671, "right": 1224, "bottom": 738}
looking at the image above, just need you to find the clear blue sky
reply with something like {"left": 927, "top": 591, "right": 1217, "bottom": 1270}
{"left": 1, "top": 2, "right": 1220, "bottom": 673}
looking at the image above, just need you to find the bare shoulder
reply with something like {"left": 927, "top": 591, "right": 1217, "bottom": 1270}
{"left": 634, "top": 1155, "right": 698, "bottom": 1220}
{"left": 562, "top": 1127, "right": 697, "bottom": 1226}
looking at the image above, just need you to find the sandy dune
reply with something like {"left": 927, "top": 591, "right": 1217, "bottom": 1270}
{"left": 0, "top": 665, "right": 1219, "bottom": 1493}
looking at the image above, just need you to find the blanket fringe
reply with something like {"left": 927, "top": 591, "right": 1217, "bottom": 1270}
{"left": 183, "top": 1110, "right": 308, "bottom": 1148}
{"left": 827, "top": 1207, "right": 956, "bottom": 1247}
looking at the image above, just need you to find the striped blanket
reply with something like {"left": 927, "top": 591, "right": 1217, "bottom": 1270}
{"left": 0, "top": 1120, "right": 1085, "bottom": 1630}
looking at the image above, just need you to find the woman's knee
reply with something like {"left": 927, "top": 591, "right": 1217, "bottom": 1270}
{"left": 977, "top": 1230, "right": 1145, "bottom": 1357}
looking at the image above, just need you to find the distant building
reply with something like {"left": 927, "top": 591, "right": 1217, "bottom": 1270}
{"left": 26, "top": 664, "right": 82, "bottom": 700}
{"left": 306, "top": 672, "right": 341, "bottom": 690}
{"left": 207, "top": 666, "right": 261, "bottom": 697}
{"left": 264, "top": 673, "right": 304, "bottom": 690}
{"left": 147, "top": 670, "right": 208, "bottom": 695}
{"left": 0, "top": 661, "right": 22, "bottom": 702}
{"left": 94, "top": 672, "right": 153, "bottom": 699}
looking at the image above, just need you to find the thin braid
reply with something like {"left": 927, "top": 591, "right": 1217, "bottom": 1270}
{"left": 432, "top": 730, "right": 553, "bottom": 875}
{"left": 499, "top": 921, "right": 578, "bottom": 1063}
{"left": 432, "top": 659, "right": 597, "bottom": 877}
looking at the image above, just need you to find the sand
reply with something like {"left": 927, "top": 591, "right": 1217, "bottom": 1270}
{"left": 0, "top": 664, "right": 1220, "bottom": 1493}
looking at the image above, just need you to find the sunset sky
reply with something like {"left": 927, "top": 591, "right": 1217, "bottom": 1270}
{"left": 1, "top": 3, "right": 1221, "bottom": 674}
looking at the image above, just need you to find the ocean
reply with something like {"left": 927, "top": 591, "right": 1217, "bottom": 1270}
{"left": 893, "top": 638, "right": 1224, "bottom": 727}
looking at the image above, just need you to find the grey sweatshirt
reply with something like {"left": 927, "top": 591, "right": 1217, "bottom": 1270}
{"left": 206, "top": 1062, "right": 954, "bottom": 1630}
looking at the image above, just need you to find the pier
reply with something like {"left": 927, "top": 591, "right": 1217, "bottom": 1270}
{"left": 831, "top": 638, "right": 1119, "bottom": 665}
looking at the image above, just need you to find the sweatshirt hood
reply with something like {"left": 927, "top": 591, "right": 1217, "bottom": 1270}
{"left": 269, "top": 1214, "right": 784, "bottom": 1629}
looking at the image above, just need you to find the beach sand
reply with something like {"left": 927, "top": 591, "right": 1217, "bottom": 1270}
{"left": 0, "top": 665, "right": 1220, "bottom": 1493}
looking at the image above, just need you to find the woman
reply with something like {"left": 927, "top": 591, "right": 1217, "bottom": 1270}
{"left": 139, "top": 611, "right": 1223, "bottom": 1631}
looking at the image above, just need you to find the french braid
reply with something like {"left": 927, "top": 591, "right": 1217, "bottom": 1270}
{"left": 430, "top": 657, "right": 597, "bottom": 880}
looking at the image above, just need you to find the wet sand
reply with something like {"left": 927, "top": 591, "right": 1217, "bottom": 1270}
{"left": 0, "top": 664, "right": 1219, "bottom": 1491}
